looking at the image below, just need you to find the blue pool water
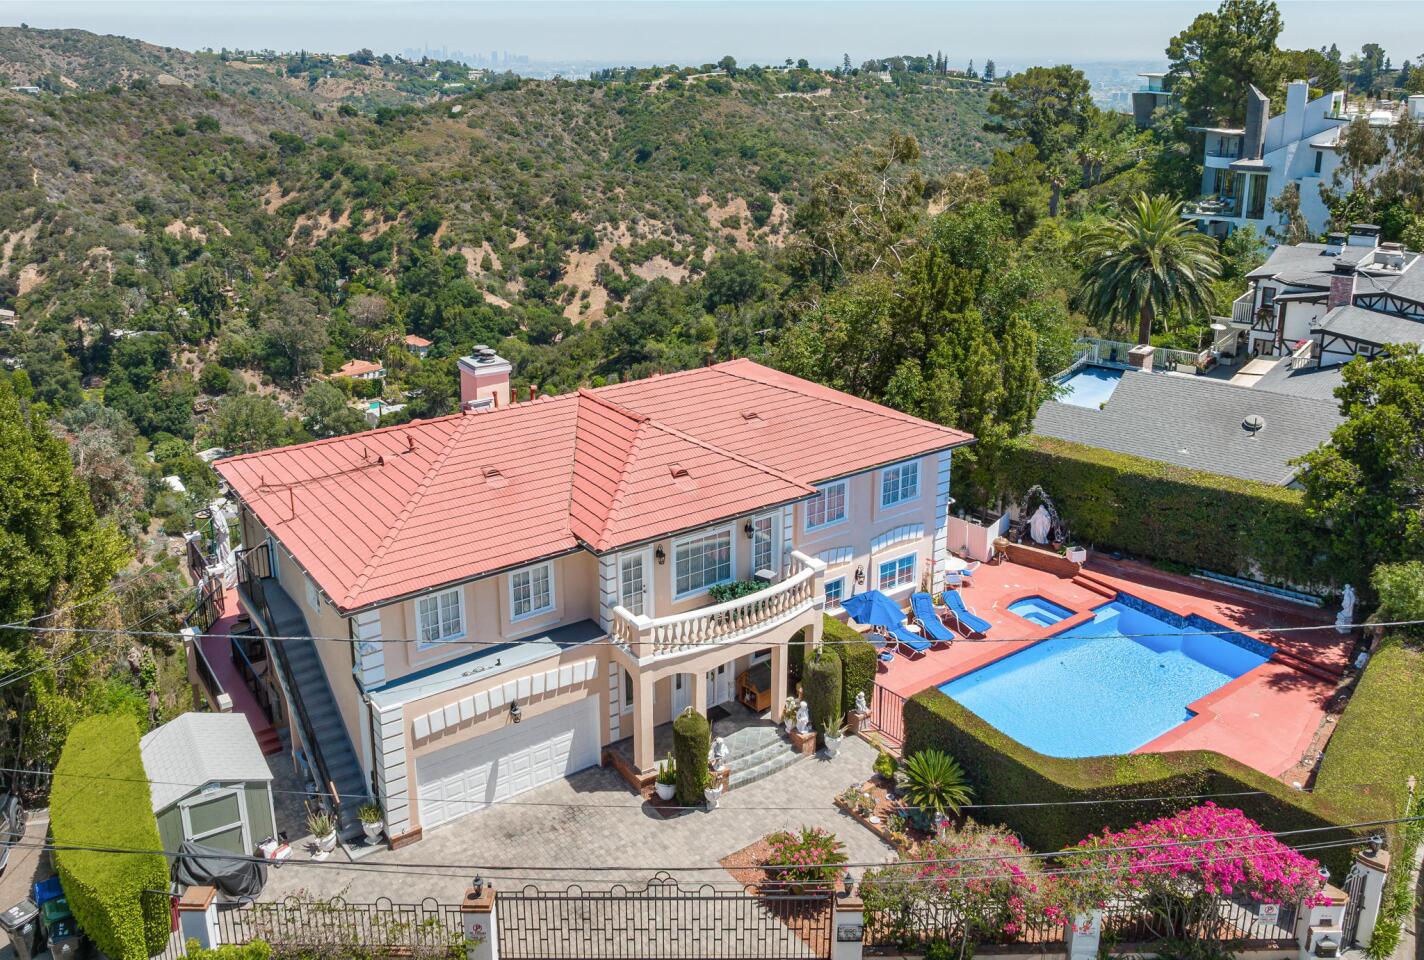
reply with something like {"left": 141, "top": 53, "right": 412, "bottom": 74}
{"left": 1006, "top": 596, "right": 1074, "bottom": 627}
{"left": 1056, "top": 366, "right": 1124, "bottom": 408}
{"left": 939, "top": 599, "right": 1272, "bottom": 757}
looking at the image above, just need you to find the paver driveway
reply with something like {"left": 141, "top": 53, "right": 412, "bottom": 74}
{"left": 258, "top": 736, "right": 892, "bottom": 903}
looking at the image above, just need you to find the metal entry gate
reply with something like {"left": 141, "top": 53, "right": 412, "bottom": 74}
{"left": 1341, "top": 864, "right": 1368, "bottom": 945}
{"left": 497, "top": 872, "right": 833, "bottom": 959}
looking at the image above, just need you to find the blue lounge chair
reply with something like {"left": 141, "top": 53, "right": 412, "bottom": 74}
{"left": 940, "top": 590, "right": 992, "bottom": 637}
{"left": 910, "top": 592, "right": 957, "bottom": 647}
{"left": 889, "top": 625, "right": 932, "bottom": 658}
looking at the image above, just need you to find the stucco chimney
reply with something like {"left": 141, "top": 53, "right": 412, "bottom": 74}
{"left": 1347, "top": 224, "right": 1381, "bottom": 248}
{"left": 1282, "top": 80, "right": 1309, "bottom": 144}
{"left": 1327, "top": 263, "right": 1356, "bottom": 310}
{"left": 458, "top": 347, "right": 512, "bottom": 408}
{"left": 1323, "top": 232, "right": 1346, "bottom": 256}
{"left": 1243, "top": 85, "right": 1269, "bottom": 160}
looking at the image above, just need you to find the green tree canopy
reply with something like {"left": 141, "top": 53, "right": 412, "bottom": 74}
{"left": 1165, "top": 0, "right": 1285, "bottom": 126}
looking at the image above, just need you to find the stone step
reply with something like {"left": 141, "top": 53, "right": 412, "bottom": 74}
{"left": 729, "top": 747, "right": 806, "bottom": 790}
{"left": 728, "top": 736, "right": 795, "bottom": 771}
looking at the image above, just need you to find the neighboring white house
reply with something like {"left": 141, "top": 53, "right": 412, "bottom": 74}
{"left": 1183, "top": 81, "right": 1424, "bottom": 241}
{"left": 1130, "top": 72, "right": 1171, "bottom": 129}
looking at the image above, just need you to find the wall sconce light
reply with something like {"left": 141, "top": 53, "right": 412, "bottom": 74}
{"left": 853, "top": 566, "right": 865, "bottom": 585}
{"left": 509, "top": 701, "right": 522, "bottom": 723}
{"left": 655, "top": 546, "right": 666, "bottom": 565}
{"left": 743, "top": 520, "right": 755, "bottom": 539}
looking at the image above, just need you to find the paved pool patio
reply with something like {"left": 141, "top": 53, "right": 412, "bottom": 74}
{"left": 874, "top": 554, "right": 1352, "bottom": 780}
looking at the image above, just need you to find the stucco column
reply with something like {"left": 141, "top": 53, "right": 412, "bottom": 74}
{"left": 461, "top": 884, "right": 497, "bottom": 960}
{"left": 177, "top": 885, "right": 218, "bottom": 950}
{"left": 633, "top": 671, "right": 656, "bottom": 774}
{"left": 770, "top": 642, "right": 788, "bottom": 722}
{"left": 691, "top": 670, "right": 708, "bottom": 718}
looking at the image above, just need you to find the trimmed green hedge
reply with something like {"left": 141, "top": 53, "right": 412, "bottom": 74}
{"left": 820, "top": 615, "right": 877, "bottom": 719}
{"left": 902, "top": 689, "right": 1366, "bottom": 877}
{"left": 803, "top": 649, "right": 842, "bottom": 740}
{"left": 52, "top": 714, "right": 170, "bottom": 960}
{"left": 1006, "top": 435, "right": 1333, "bottom": 590}
{"left": 672, "top": 708, "right": 711, "bottom": 804}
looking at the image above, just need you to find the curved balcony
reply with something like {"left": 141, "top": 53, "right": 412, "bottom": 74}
{"left": 612, "top": 551, "right": 826, "bottom": 663}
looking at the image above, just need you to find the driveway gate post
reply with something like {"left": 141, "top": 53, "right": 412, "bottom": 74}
{"left": 176, "top": 885, "right": 218, "bottom": 952}
{"left": 832, "top": 884, "right": 864, "bottom": 960}
{"left": 462, "top": 884, "right": 498, "bottom": 960}
{"left": 1346, "top": 844, "right": 1391, "bottom": 948}
{"left": 1064, "top": 910, "right": 1101, "bottom": 960}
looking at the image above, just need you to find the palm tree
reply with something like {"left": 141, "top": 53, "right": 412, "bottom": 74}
{"left": 1076, "top": 193, "right": 1220, "bottom": 345}
{"left": 898, "top": 749, "right": 973, "bottom": 826}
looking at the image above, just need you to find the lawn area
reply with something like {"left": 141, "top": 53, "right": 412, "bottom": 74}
{"left": 1314, "top": 639, "right": 1424, "bottom": 823}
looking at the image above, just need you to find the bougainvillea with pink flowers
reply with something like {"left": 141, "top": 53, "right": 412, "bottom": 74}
{"left": 1060, "top": 803, "right": 1331, "bottom": 939}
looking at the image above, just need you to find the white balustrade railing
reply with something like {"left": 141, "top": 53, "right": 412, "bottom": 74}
{"left": 1231, "top": 291, "right": 1255, "bottom": 327}
{"left": 612, "top": 551, "right": 826, "bottom": 661}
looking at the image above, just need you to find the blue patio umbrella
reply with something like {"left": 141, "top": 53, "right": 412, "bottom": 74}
{"left": 839, "top": 589, "right": 906, "bottom": 631}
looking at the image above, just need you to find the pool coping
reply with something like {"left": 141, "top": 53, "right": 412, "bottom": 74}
{"left": 917, "top": 585, "right": 1296, "bottom": 760}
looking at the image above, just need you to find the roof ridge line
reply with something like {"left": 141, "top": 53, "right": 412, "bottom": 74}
{"left": 344, "top": 413, "right": 475, "bottom": 606}
{"left": 595, "top": 419, "right": 651, "bottom": 551}
{"left": 643, "top": 416, "right": 817, "bottom": 493}
{"left": 711, "top": 361, "right": 973, "bottom": 439}
{"left": 577, "top": 387, "right": 649, "bottom": 423}
{"left": 215, "top": 411, "right": 466, "bottom": 466}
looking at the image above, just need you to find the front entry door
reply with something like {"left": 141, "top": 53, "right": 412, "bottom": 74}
{"left": 706, "top": 664, "right": 733, "bottom": 707}
{"left": 670, "top": 673, "right": 691, "bottom": 716}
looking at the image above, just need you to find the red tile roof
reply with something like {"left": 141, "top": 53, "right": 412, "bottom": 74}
{"left": 215, "top": 359, "right": 972, "bottom": 612}
{"left": 405, "top": 334, "right": 433, "bottom": 348}
{"left": 328, "top": 359, "right": 384, "bottom": 378}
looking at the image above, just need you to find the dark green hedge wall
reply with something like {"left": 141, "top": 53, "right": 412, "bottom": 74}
{"left": 902, "top": 689, "right": 1365, "bottom": 877}
{"left": 1006, "top": 436, "right": 1333, "bottom": 590}
{"left": 821, "top": 615, "right": 877, "bottom": 718}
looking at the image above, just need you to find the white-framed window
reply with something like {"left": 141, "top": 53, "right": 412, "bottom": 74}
{"left": 805, "top": 481, "right": 847, "bottom": 531}
{"left": 619, "top": 552, "right": 649, "bottom": 617}
{"left": 509, "top": 562, "right": 555, "bottom": 621}
{"left": 880, "top": 462, "right": 920, "bottom": 508}
{"left": 751, "top": 514, "right": 777, "bottom": 574}
{"left": 417, "top": 588, "right": 464, "bottom": 648}
{"left": 824, "top": 577, "right": 845, "bottom": 608}
{"left": 878, "top": 553, "right": 917, "bottom": 592}
{"left": 673, "top": 527, "right": 734, "bottom": 598}
{"left": 179, "top": 788, "right": 248, "bottom": 855}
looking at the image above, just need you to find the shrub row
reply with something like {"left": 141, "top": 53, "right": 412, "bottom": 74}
{"left": 819, "top": 614, "right": 877, "bottom": 719}
{"left": 1005, "top": 436, "right": 1333, "bottom": 591}
{"left": 902, "top": 689, "right": 1367, "bottom": 877}
{"left": 52, "top": 714, "right": 171, "bottom": 960}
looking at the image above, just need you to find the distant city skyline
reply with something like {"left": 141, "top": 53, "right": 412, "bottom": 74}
{"left": 2, "top": 1, "right": 1421, "bottom": 73}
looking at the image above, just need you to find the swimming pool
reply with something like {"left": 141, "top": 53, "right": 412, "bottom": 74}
{"left": 939, "top": 598, "right": 1272, "bottom": 757}
{"left": 1006, "top": 596, "right": 1074, "bottom": 627}
{"left": 1056, "top": 365, "right": 1124, "bottom": 408}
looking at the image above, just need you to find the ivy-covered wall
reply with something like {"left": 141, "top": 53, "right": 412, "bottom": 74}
{"left": 1006, "top": 436, "right": 1333, "bottom": 590}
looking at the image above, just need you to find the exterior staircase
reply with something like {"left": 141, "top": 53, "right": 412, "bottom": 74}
{"left": 274, "top": 636, "right": 369, "bottom": 843}
{"left": 724, "top": 725, "right": 805, "bottom": 791}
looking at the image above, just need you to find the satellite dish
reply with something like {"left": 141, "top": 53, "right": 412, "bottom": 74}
{"left": 1242, "top": 414, "right": 1266, "bottom": 435}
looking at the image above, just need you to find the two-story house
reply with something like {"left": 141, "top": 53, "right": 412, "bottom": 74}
{"left": 1226, "top": 225, "right": 1422, "bottom": 362}
{"left": 215, "top": 357, "right": 972, "bottom": 848}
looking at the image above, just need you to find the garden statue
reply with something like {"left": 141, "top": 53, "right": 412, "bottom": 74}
{"left": 709, "top": 736, "right": 729, "bottom": 771}
{"left": 1336, "top": 584, "right": 1356, "bottom": 635}
{"left": 795, "top": 701, "right": 812, "bottom": 734}
{"left": 854, "top": 690, "right": 869, "bottom": 717}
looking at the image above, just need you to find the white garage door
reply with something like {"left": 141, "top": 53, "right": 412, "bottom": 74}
{"left": 415, "top": 696, "right": 600, "bottom": 830}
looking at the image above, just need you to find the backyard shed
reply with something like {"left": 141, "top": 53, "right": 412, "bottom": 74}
{"left": 140, "top": 713, "right": 276, "bottom": 857}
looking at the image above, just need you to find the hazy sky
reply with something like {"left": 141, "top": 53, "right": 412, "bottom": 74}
{"left": 1, "top": 1, "right": 1420, "bottom": 68}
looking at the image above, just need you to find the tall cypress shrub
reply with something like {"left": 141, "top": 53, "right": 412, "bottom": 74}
{"left": 804, "top": 648, "right": 843, "bottom": 742}
{"left": 672, "top": 708, "right": 711, "bottom": 804}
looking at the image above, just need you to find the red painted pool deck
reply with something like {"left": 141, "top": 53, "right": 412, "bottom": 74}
{"left": 874, "top": 556, "right": 1351, "bottom": 779}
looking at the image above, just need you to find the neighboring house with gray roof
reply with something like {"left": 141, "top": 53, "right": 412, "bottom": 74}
{"left": 1033, "top": 370, "right": 1342, "bottom": 487}
{"left": 1227, "top": 229, "right": 1424, "bottom": 364}
{"left": 140, "top": 712, "right": 276, "bottom": 857}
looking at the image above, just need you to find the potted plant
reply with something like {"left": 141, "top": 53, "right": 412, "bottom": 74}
{"left": 781, "top": 697, "right": 799, "bottom": 734}
{"left": 358, "top": 802, "right": 384, "bottom": 842}
{"left": 654, "top": 753, "right": 677, "bottom": 802}
{"left": 822, "top": 716, "right": 845, "bottom": 758}
{"left": 307, "top": 810, "right": 337, "bottom": 854}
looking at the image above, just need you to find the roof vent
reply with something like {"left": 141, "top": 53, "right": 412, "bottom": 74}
{"left": 1242, "top": 414, "right": 1266, "bottom": 436}
{"left": 472, "top": 345, "right": 499, "bottom": 363}
{"left": 740, "top": 409, "right": 765, "bottom": 427}
{"left": 481, "top": 465, "right": 508, "bottom": 488}
{"left": 669, "top": 463, "right": 690, "bottom": 479}
{"left": 1324, "top": 232, "right": 1346, "bottom": 256}
{"left": 669, "top": 462, "right": 697, "bottom": 492}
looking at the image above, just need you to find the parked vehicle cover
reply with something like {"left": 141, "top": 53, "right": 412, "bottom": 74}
{"left": 171, "top": 841, "right": 267, "bottom": 899}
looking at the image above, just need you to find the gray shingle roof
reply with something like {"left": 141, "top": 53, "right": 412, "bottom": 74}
{"left": 1250, "top": 360, "right": 1346, "bottom": 401}
{"left": 1317, "top": 304, "right": 1424, "bottom": 347}
{"left": 1248, "top": 241, "right": 1422, "bottom": 298}
{"left": 140, "top": 712, "right": 272, "bottom": 812}
{"left": 1033, "top": 370, "right": 1342, "bottom": 486}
